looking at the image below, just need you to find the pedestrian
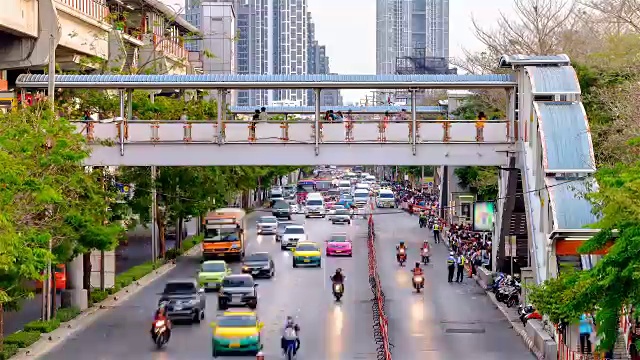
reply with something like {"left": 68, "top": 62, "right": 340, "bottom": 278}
{"left": 579, "top": 313, "right": 593, "bottom": 354}
{"left": 456, "top": 253, "right": 466, "bottom": 283}
{"left": 433, "top": 222, "right": 441, "bottom": 243}
{"left": 447, "top": 252, "right": 456, "bottom": 283}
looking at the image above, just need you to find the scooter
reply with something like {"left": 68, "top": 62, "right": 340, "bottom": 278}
{"left": 151, "top": 319, "right": 169, "bottom": 349}
{"left": 412, "top": 274, "right": 424, "bottom": 293}
{"left": 397, "top": 248, "right": 407, "bottom": 266}
{"left": 421, "top": 249, "right": 430, "bottom": 264}
{"left": 332, "top": 282, "right": 344, "bottom": 301}
{"left": 518, "top": 305, "right": 542, "bottom": 325}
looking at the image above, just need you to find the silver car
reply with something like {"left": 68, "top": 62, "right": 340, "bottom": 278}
{"left": 256, "top": 216, "right": 278, "bottom": 235}
{"left": 280, "top": 225, "right": 307, "bottom": 250}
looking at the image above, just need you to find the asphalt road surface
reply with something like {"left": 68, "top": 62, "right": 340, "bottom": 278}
{"left": 374, "top": 209, "right": 535, "bottom": 360}
{"left": 42, "top": 210, "right": 379, "bottom": 360}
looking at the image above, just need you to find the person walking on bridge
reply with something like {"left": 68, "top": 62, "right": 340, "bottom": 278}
{"left": 447, "top": 252, "right": 456, "bottom": 283}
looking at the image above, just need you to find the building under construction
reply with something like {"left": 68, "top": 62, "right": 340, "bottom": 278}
{"left": 395, "top": 47, "right": 457, "bottom": 75}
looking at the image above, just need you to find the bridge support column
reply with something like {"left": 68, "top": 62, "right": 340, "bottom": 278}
{"left": 118, "top": 90, "right": 125, "bottom": 156}
{"left": 217, "top": 89, "right": 225, "bottom": 144}
{"left": 314, "top": 88, "right": 321, "bottom": 155}
{"left": 410, "top": 89, "right": 417, "bottom": 155}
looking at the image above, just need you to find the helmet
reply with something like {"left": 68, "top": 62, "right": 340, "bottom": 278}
{"left": 286, "top": 316, "right": 294, "bottom": 324}
{"left": 415, "top": 262, "right": 420, "bottom": 268}
{"left": 399, "top": 241, "right": 405, "bottom": 246}
{"left": 335, "top": 268, "right": 342, "bottom": 274}
{"left": 158, "top": 302, "right": 167, "bottom": 310}
{"left": 449, "top": 252, "right": 454, "bottom": 256}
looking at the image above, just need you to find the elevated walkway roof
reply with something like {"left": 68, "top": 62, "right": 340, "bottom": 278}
{"left": 230, "top": 105, "right": 447, "bottom": 114}
{"left": 15, "top": 74, "right": 517, "bottom": 90}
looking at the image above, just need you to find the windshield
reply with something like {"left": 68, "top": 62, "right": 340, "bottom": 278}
{"left": 273, "top": 200, "right": 288, "bottom": 209}
{"left": 316, "top": 181, "right": 331, "bottom": 191}
{"left": 218, "top": 316, "right": 257, "bottom": 328}
{"left": 354, "top": 193, "right": 369, "bottom": 199}
{"left": 379, "top": 193, "right": 394, "bottom": 199}
{"left": 204, "top": 228, "right": 240, "bottom": 242}
{"left": 328, "top": 189, "right": 340, "bottom": 196}
{"left": 330, "top": 234, "right": 348, "bottom": 242}
{"left": 297, "top": 183, "right": 315, "bottom": 193}
{"left": 259, "top": 217, "right": 277, "bottom": 223}
{"left": 335, "top": 209, "right": 350, "bottom": 215}
{"left": 164, "top": 282, "right": 195, "bottom": 294}
{"left": 201, "top": 262, "right": 226, "bottom": 272}
{"left": 245, "top": 253, "right": 269, "bottom": 262}
{"left": 296, "top": 244, "right": 318, "bottom": 251}
{"left": 285, "top": 227, "right": 305, "bottom": 234}
{"left": 222, "top": 277, "right": 254, "bottom": 287}
{"left": 306, "top": 200, "right": 323, "bottom": 206}
{"left": 277, "top": 222, "right": 293, "bottom": 230}
{"left": 338, "top": 182, "right": 350, "bottom": 188}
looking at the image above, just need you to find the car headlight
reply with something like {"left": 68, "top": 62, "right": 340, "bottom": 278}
{"left": 242, "top": 266, "right": 249, "bottom": 271}
{"left": 187, "top": 299, "right": 199, "bottom": 306}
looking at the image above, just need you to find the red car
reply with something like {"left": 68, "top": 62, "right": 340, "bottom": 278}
{"left": 325, "top": 233, "right": 353, "bottom": 257}
{"left": 35, "top": 264, "right": 67, "bottom": 291}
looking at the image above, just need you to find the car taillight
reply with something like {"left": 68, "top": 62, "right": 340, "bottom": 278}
{"left": 155, "top": 320, "right": 165, "bottom": 327}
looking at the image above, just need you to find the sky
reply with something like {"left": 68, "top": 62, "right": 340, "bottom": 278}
{"left": 161, "top": 0, "right": 517, "bottom": 103}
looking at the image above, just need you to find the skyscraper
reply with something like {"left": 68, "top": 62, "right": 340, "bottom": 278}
{"left": 307, "top": 13, "right": 342, "bottom": 106}
{"left": 375, "top": 0, "right": 449, "bottom": 75}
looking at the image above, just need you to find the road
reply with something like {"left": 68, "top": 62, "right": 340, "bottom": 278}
{"left": 375, "top": 210, "right": 535, "bottom": 360}
{"left": 3, "top": 222, "right": 191, "bottom": 335}
{"left": 42, "top": 210, "right": 378, "bottom": 360}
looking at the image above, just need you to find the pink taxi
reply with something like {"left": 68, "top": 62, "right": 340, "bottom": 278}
{"left": 325, "top": 233, "right": 352, "bottom": 257}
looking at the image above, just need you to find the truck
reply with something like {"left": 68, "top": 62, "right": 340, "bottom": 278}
{"left": 202, "top": 208, "right": 247, "bottom": 261}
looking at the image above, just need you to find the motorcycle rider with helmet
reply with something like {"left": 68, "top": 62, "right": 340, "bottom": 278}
{"left": 396, "top": 241, "right": 407, "bottom": 264}
{"left": 281, "top": 315, "right": 301, "bottom": 355}
{"left": 411, "top": 262, "right": 424, "bottom": 276}
{"left": 150, "top": 303, "right": 171, "bottom": 341}
{"left": 421, "top": 240, "right": 431, "bottom": 263}
{"left": 330, "top": 268, "right": 345, "bottom": 284}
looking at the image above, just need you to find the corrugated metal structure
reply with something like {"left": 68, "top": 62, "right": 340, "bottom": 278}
{"left": 546, "top": 177, "right": 599, "bottom": 229}
{"left": 229, "top": 105, "right": 447, "bottom": 114}
{"left": 499, "top": 54, "right": 571, "bottom": 68}
{"left": 525, "top": 66, "right": 581, "bottom": 94}
{"left": 15, "top": 73, "right": 517, "bottom": 90}
{"left": 534, "top": 102, "right": 596, "bottom": 172}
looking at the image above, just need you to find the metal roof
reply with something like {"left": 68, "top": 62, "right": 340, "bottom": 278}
{"left": 546, "top": 177, "right": 599, "bottom": 229}
{"left": 229, "top": 105, "right": 447, "bottom": 114}
{"left": 499, "top": 54, "right": 571, "bottom": 68}
{"left": 534, "top": 102, "right": 596, "bottom": 172}
{"left": 525, "top": 66, "right": 580, "bottom": 94}
{"left": 15, "top": 74, "right": 517, "bottom": 90}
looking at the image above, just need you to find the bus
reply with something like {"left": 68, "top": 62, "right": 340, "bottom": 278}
{"left": 202, "top": 208, "right": 247, "bottom": 261}
{"left": 315, "top": 178, "right": 332, "bottom": 194}
{"left": 296, "top": 179, "right": 316, "bottom": 203}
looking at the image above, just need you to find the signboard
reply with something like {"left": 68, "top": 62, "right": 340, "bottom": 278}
{"left": 473, "top": 202, "right": 495, "bottom": 232}
{"left": 422, "top": 177, "right": 434, "bottom": 188}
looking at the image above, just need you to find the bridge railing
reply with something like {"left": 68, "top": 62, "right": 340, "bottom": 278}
{"left": 75, "top": 119, "right": 513, "bottom": 145}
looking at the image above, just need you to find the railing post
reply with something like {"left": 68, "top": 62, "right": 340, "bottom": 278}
{"left": 411, "top": 89, "right": 417, "bottom": 155}
{"left": 314, "top": 88, "right": 321, "bottom": 155}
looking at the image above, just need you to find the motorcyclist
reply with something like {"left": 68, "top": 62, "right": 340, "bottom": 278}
{"left": 330, "top": 268, "right": 345, "bottom": 283}
{"left": 419, "top": 211, "right": 427, "bottom": 227}
{"left": 421, "top": 241, "right": 430, "bottom": 263}
{"left": 411, "top": 262, "right": 424, "bottom": 276}
{"left": 151, "top": 303, "right": 171, "bottom": 341}
{"left": 396, "top": 241, "right": 407, "bottom": 264}
{"left": 281, "top": 316, "right": 301, "bottom": 355}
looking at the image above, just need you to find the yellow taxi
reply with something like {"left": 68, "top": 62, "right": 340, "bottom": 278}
{"left": 210, "top": 311, "right": 263, "bottom": 357}
{"left": 292, "top": 241, "right": 322, "bottom": 268}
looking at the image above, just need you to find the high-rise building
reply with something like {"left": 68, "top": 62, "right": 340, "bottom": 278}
{"left": 375, "top": 0, "right": 449, "bottom": 75}
{"left": 185, "top": 1, "right": 236, "bottom": 75}
{"left": 307, "top": 14, "right": 342, "bottom": 106}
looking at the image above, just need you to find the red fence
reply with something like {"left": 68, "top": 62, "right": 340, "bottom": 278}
{"left": 367, "top": 205, "right": 392, "bottom": 360}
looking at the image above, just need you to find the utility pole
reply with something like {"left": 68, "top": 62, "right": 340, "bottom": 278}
{"left": 43, "top": 34, "right": 56, "bottom": 321}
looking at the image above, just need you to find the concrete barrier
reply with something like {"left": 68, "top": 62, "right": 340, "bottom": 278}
{"left": 526, "top": 319, "right": 558, "bottom": 358}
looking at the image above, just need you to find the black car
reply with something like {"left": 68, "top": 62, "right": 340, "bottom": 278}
{"left": 241, "top": 252, "right": 275, "bottom": 278}
{"left": 271, "top": 199, "right": 291, "bottom": 220}
{"left": 158, "top": 279, "right": 206, "bottom": 324}
{"left": 218, "top": 274, "right": 258, "bottom": 310}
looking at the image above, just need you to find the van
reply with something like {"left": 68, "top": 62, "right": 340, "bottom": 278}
{"left": 376, "top": 189, "right": 395, "bottom": 208}
{"left": 338, "top": 181, "right": 351, "bottom": 192}
{"left": 353, "top": 189, "right": 370, "bottom": 207}
{"left": 304, "top": 196, "right": 326, "bottom": 218}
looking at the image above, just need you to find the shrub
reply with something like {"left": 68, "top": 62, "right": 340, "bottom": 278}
{"left": 165, "top": 248, "right": 181, "bottom": 260}
{"left": 55, "top": 307, "right": 81, "bottom": 323}
{"left": 0, "top": 344, "right": 19, "bottom": 359}
{"left": 4, "top": 331, "right": 41, "bottom": 348}
{"left": 23, "top": 319, "right": 60, "bottom": 333}
{"left": 90, "top": 290, "right": 109, "bottom": 304}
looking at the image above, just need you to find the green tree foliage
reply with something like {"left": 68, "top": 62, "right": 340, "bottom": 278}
{"left": 454, "top": 167, "right": 498, "bottom": 201}
{"left": 0, "top": 105, "right": 121, "bottom": 314}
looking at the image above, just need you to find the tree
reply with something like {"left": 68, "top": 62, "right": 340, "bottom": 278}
{"left": 0, "top": 105, "right": 121, "bottom": 341}
{"left": 454, "top": 167, "right": 499, "bottom": 201}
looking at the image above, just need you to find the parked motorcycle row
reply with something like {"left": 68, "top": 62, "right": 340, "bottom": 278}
{"left": 488, "top": 273, "right": 522, "bottom": 308}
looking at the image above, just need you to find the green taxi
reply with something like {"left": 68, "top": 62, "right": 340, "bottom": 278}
{"left": 211, "top": 311, "right": 264, "bottom": 357}
{"left": 197, "top": 260, "right": 231, "bottom": 290}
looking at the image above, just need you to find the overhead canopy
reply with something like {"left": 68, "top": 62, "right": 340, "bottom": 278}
{"left": 229, "top": 105, "right": 447, "bottom": 114}
{"left": 15, "top": 74, "right": 517, "bottom": 90}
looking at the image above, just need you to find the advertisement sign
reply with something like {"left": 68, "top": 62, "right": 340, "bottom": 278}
{"left": 473, "top": 202, "right": 495, "bottom": 232}
{"left": 422, "top": 177, "right": 434, "bottom": 188}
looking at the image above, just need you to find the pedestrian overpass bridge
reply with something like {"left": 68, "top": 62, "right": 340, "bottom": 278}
{"left": 16, "top": 54, "right": 601, "bottom": 285}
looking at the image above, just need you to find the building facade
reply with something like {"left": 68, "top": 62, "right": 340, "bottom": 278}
{"left": 306, "top": 14, "right": 341, "bottom": 107}
{"left": 185, "top": 1, "right": 236, "bottom": 75}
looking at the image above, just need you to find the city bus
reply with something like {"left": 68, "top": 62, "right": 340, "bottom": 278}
{"left": 296, "top": 179, "right": 316, "bottom": 203}
{"left": 315, "top": 178, "right": 332, "bottom": 194}
{"left": 202, "top": 208, "right": 247, "bottom": 261}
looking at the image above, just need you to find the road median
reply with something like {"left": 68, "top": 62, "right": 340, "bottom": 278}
{"left": 7, "top": 236, "right": 203, "bottom": 360}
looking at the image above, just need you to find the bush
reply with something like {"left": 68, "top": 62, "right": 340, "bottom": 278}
{"left": 23, "top": 319, "right": 60, "bottom": 333}
{"left": 4, "top": 331, "right": 41, "bottom": 348}
{"left": 55, "top": 307, "right": 81, "bottom": 323}
{"left": 90, "top": 290, "right": 109, "bottom": 304}
{"left": 181, "top": 235, "right": 203, "bottom": 252}
{"left": 0, "top": 344, "right": 19, "bottom": 359}
{"left": 165, "top": 248, "right": 181, "bottom": 260}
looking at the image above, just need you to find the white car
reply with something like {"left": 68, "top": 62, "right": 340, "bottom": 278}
{"left": 280, "top": 225, "right": 307, "bottom": 250}
{"left": 304, "top": 199, "right": 326, "bottom": 218}
{"left": 331, "top": 209, "right": 351, "bottom": 225}
{"left": 256, "top": 216, "right": 278, "bottom": 235}
{"left": 327, "top": 204, "right": 345, "bottom": 220}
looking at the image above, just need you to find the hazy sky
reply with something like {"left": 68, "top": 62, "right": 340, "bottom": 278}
{"left": 162, "top": 0, "right": 517, "bottom": 103}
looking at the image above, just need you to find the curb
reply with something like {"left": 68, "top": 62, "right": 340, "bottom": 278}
{"left": 473, "top": 275, "right": 545, "bottom": 360}
{"left": 10, "top": 243, "right": 202, "bottom": 359}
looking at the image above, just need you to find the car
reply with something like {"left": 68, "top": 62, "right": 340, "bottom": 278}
{"left": 218, "top": 274, "right": 258, "bottom": 310}
{"left": 158, "top": 279, "right": 206, "bottom": 323}
{"left": 241, "top": 252, "right": 275, "bottom": 278}
{"left": 271, "top": 199, "right": 291, "bottom": 220}
{"left": 211, "top": 311, "right": 264, "bottom": 357}
{"left": 35, "top": 264, "right": 66, "bottom": 292}
{"left": 292, "top": 242, "right": 322, "bottom": 268}
{"left": 331, "top": 209, "right": 351, "bottom": 225}
{"left": 325, "top": 233, "right": 353, "bottom": 256}
{"left": 304, "top": 198, "right": 325, "bottom": 218}
{"left": 197, "top": 260, "right": 231, "bottom": 290}
{"left": 280, "top": 225, "right": 307, "bottom": 250}
{"left": 327, "top": 204, "right": 345, "bottom": 220}
{"left": 275, "top": 221, "right": 295, "bottom": 242}
{"left": 256, "top": 216, "right": 278, "bottom": 235}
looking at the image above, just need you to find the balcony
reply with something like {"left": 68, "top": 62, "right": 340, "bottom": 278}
{"left": 55, "top": 0, "right": 111, "bottom": 61}
{"left": 154, "top": 35, "right": 187, "bottom": 61}
{"left": 55, "top": 0, "right": 109, "bottom": 23}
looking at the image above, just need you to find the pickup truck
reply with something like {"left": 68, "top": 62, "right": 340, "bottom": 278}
{"left": 158, "top": 279, "right": 206, "bottom": 324}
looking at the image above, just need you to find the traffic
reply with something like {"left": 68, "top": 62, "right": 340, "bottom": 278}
{"left": 39, "top": 166, "right": 535, "bottom": 360}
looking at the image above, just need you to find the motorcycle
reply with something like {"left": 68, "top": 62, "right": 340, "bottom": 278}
{"left": 397, "top": 248, "right": 407, "bottom": 266}
{"left": 332, "top": 282, "right": 344, "bottom": 301}
{"left": 151, "top": 319, "right": 169, "bottom": 349}
{"left": 421, "top": 248, "right": 430, "bottom": 264}
{"left": 428, "top": 217, "right": 434, "bottom": 230}
{"left": 412, "top": 274, "right": 424, "bottom": 293}
{"left": 518, "top": 304, "right": 542, "bottom": 325}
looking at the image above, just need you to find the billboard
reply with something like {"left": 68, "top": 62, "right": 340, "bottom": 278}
{"left": 473, "top": 202, "right": 495, "bottom": 232}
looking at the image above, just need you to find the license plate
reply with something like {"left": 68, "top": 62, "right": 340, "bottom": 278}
{"left": 229, "top": 342, "right": 240, "bottom": 348}
{"left": 304, "top": 259, "right": 310, "bottom": 263}
{"left": 335, "top": 250, "right": 342, "bottom": 253}
{"left": 232, "top": 295, "right": 242, "bottom": 302}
